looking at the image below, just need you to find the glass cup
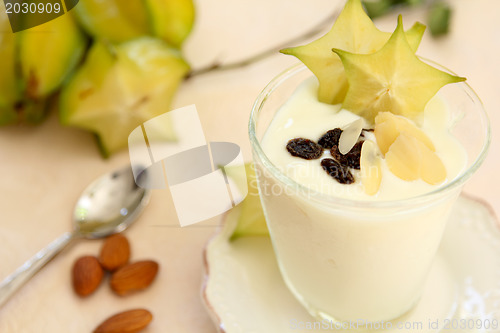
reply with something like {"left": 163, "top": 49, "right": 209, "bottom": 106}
{"left": 248, "top": 63, "right": 490, "bottom": 322}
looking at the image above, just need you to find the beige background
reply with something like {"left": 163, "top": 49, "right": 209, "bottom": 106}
{"left": 0, "top": 0, "right": 498, "bottom": 332}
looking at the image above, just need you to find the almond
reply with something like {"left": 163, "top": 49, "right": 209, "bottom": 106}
{"left": 339, "top": 118, "right": 363, "bottom": 154}
{"left": 99, "top": 234, "right": 131, "bottom": 271}
{"left": 72, "top": 256, "right": 103, "bottom": 297}
{"left": 110, "top": 260, "right": 159, "bottom": 296}
{"left": 360, "top": 140, "right": 382, "bottom": 195}
{"left": 93, "top": 309, "right": 153, "bottom": 333}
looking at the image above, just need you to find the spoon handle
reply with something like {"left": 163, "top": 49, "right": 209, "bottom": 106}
{"left": 0, "top": 232, "right": 74, "bottom": 307}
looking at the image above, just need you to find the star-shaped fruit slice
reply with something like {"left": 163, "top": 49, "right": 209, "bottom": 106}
{"left": 225, "top": 164, "right": 268, "bottom": 240}
{"left": 280, "top": 0, "right": 425, "bottom": 105}
{"left": 333, "top": 15, "right": 465, "bottom": 123}
{"left": 60, "top": 38, "right": 190, "bottom": 156}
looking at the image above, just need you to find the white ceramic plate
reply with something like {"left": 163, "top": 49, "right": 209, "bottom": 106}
{"left": 203, "top": 195, "right": 500, "bottom": 333}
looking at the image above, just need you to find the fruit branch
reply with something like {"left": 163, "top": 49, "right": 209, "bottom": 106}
{"left": 185, "top": 8, "right": 341, "bottom": 79}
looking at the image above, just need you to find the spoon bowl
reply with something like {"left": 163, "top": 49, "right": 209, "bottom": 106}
{"left": 0, "top": 165, "right": 151, "bottom": 306}
{"left": 74, "top": 166, "right": 150, "bottom": 238}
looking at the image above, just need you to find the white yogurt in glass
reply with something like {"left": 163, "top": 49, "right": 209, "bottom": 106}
{"left": 254, "top": 76, "right": 468, "bottom": 321}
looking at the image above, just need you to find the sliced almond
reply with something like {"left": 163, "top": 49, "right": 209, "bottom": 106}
{"left": 93, "top": 309, "right": 153, "bottom": 333}
{"left": 110, "top": 260, "right": 159, "bottom": 296}
{"left": 385, "top": 133, "right": 422, "bottom": 181}
{"left": 374, "top": 116, "right": 399, "bottom": 155}
{"left": 339, "top": 118, "right": 363, "bottom": 154}
{"left": 385, "top": 131, "right": 446, "bottom": 184}
{"left": 360, "top": 140, "right": 382, "bottom": 195}
{"left": 375, "top": 112, "right": 435, "bottom": 156}
{"left": 418, "top": 140, "right": 447, "bottom": 185}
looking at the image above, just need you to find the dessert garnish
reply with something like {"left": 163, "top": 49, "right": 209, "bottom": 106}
{"left": 374, "top": 112, "right": 435, "bottom": 155}
{"left": 286, "top": 138, "right": 323, "bottom": 160}
{"left": 280, "top": 0, "right": 425, "bottom": 105}
{"left": 338, "top": 118, "right": 363, "bottom": 154}
{"left": 321, "top": 158, "right": 355, "bottom": 184}
{"left": 360, "top": 141, "right": 382, "bottom": 195}
{"left": 330, "top": 141, "right": 364, "bottom": 170}
{"left": 374, "top": 111, "right": 445, "bottom": 185}
{"left": 286, "top": 131, "right": 364, "bottom": 183}
{"left": 280, "top": 0, "right": 465, "bottom": 194}
{"left": 385, "top": 132, "right": 446, "bottom": 185}
{"left": 333, "top": 15, "right": 465, "bottom": 123}
{"left": 318, "top": 128, "right": 342, "bottom": 149}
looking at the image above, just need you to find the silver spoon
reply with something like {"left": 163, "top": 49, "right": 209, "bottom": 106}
{"left": 0, "top": 165, "right": 151, "bottom": 306}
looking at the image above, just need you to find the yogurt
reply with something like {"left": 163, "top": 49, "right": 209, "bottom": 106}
{"left": 261, "top": 77, "right": 467, "bottom": 201}
{"left": 254, "top": 77, "right": 467, "bottom": 321}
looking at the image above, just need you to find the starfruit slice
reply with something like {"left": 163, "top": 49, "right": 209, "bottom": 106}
{"left": 74, "top": 0, "right": 195, "bottom": 47}
{"left": 73, "top": 0, "right": 149, "bottom": 43}
{"left": 146, "top": 0, "right": 195, "bottom": 48}
{"left": 333, "top": 16, "right": 465, "bottom": 123}
{"left": 227, "top": 163, "right": 268, "bottom": 240}
{"left": 60, "top": 38, "right": 190, "bottom": 156}
{"left": 281, "top": 0, "right": 425, "bottom": 104}
{"left": 18, "top": 13, "right": 86, "bottom": 99}
{"left": 0, "top": 2, "right": 20, "bottom": 124}
{"left": 1, "top": 7, "right": 84, "bottom": 125}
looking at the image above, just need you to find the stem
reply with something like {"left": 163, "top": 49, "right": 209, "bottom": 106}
{"left": 185, "top": 8, "right": 340, "bottom": 79}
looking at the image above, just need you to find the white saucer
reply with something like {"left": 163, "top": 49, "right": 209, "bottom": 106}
{"left": 203, "top": 195, "right": 500, "bottom": 333}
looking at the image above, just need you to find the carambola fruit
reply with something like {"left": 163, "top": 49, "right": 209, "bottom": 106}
{"left": 0, "top": 5, "right": 85, "bottom": 124}
{"left": 333, "top": 15, "right": 465, "bottom": 123}
{"left": 281, "top": 0, "right": 425, "bottom": 105}
{"left": 146, "top": 0, "right": 195, "bottom": 48}
{"left": 73, "top": 0, "right": 149, "bottom": 43}
{"left": 18, "top": 13, "right": 86, "bottom": 99}
{"left": 227, "top": 164, "right": 269, "bottom": 240}
{"left": 59, "top": 38, "right": 190, "bottom": 156}
{"left": 73, "top": 0, "right": 195, "bottom": 47}
{"left": 0, "top": 3, "right": 21, "bottom": 125}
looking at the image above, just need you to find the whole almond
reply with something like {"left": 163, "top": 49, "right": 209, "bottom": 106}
{"left": 99, "top": 234, "right": 131, "bottom": 271}
{"left": 110, "top": 260, "right": 159, "bottom": 296}
{"left": 72, "top": 256, "right": 103, "bottom": 297}
{"left": 93, "top": 308, "right": 153, "bottom": 333}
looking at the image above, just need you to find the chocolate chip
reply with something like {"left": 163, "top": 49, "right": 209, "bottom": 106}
{"left": 330, "top": 141, "right": 364, "bottom": 169}
{"left": 320, "top": 158, "right": 355, "bottom": 184}
{"left": 318, "top": 128, "right": 343, "bottom": 149}
{"left": 286, "top": 138, "right": 323, "bottom": 160}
